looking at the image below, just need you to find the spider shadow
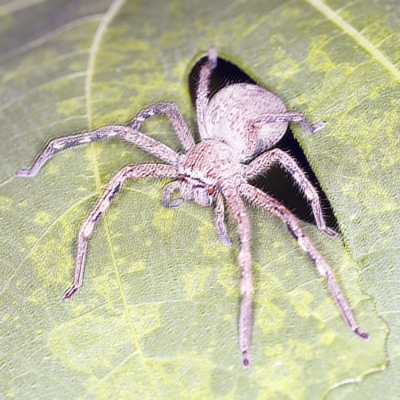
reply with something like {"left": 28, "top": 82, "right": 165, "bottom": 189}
{"left": 188, "top": 51, "right": 338, "bottom": 231}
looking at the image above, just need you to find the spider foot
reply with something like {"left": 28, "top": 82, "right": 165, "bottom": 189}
{"left": 17, "top": 168, "right": 35, "bottom": 177}
{"left": 355, "top": 327, "right": 371, "bottom": 341}
{"left": 63, "top": 286, "right": 80, "bottom": 301}
{"left": 207, "top": 47, "right": 217, "bottom": 69}
{"left": 241, "top": 350, "right": 250, "bottom": 369}
{"left": 321, "top": 226, "right": 338, "bottom": 239}
{"left": 219, "top": 233, "right": 232, "bottom": 247}
{"left": 163, "top": 198, "right": 184, "bottom": 209}
{"left": 310, "top": 121, "right": 326, "bottom": 134}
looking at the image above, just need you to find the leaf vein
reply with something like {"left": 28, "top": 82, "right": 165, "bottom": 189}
{"left": 307, "top": 0, "right": 400, "bottom": 79}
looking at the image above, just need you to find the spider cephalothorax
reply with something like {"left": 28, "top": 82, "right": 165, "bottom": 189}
{"left": 18, "top": 47, "right": 369, "bottom": 368}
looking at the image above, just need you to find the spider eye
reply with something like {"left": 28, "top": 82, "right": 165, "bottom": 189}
{"left": 178, "top": 174, "right": 185, "bottom": 181}
{"left": 208, "top": 186, "right": 215, "bottom": 195}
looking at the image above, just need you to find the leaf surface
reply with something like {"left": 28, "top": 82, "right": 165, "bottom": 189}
{"left": 0, "top": 0, "right": 397, "bottom": 398}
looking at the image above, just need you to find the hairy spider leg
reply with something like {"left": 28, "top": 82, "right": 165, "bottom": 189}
{"left": 196, "top": 47, "right": 217, "bottom": 138}
{"left": 130, "top": 101, "right": 195, "bottom": 152}
{"left": 239, "top": 182, "right": 370, "bottom": 342}
{"left": 63, "top": 164, "right": 178, "bottom": 301}
{"left": 251, "top": 112, "right": 326, "bottom": 135}
{"left": 214, "top": 192, "right": 232, "bottom": 246}
{"left": 161, "top": 177, "right": 232, "bottom": 246}
{"left": 17, "top": 126, "right": 179, "bottom": 177}
{"left": 194, "top": 47, "right": 233, "bottom": 246}
{"left": 220, "top": 182, "right": 253, "bottom": 368}
{"left": 17, "top": 97, "right": 200, "bottom": 178}
{"left": 245, "top": 148, "right": 337, "bottom": 238}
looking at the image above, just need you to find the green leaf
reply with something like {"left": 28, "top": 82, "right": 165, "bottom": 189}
{"left": 0, "top": 0, "right": 396, "bottom": 398}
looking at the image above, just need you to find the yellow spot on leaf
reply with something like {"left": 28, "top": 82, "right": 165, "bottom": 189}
{"left": 197, "top": 224, "right": 230, "bottom": 257}
{"left": 265, "top": 343, "right": 284, "bottom": 358}
{"left": 291, "top": 288, "right": 315, "bottom": 317}
{"left": 153, "top": 208, "right": 174, "bottom": 233}
{"left": 182, "top": 268, "right": 211, "bottom": 299}
{"left": 125, "top": 260, "right": 145, "bottom": 274}
{"left": 50, "top": 314, "right": 131, "bottom": 375}
{"left": 258, "top": 299, "right": 286, "bottom": 334}
{"left": 0, "top": 196, "right": 13, "bottom": 210}
{"left": 133, "top": 225, "right": 140, "bottom": 232}
{"left": 269, "top": 58, "right": 300, "bottom": 79}
{"left": 129, "top": 303, "right": 162, "bottom": 336}
{"left": 25, "top": 236, "right": 37, "bottom": 245}
{"left": 47, "top": 162, "right": 59, "bottom": 175}
{"left": 57, "top": 98, "right": 83, "bottom": 116}
{"left": 218, "top": 264, "right": 238, "bottom": 296}
{"left": 34, "top": 211, "right": 51, "bottom": 226}
{"left": 319, "top": 330, "right": 336, "bottom": 345}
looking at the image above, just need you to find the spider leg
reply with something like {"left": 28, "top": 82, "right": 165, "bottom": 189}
{"left": 252, "top": 112, "right": 325, "bottom": 135}
{"left": 196, "top": 47, "right": 217, "bottom": 137}
{"left": 162, "top": 180, "right": 184, "bottom": 208}
{"left": 243, "top": 148, "right": 337, "bottom": 238}
{"left": 63, "top": 163, "right": 178, "bottom": 301}
{"left": 239, "top": 182, "right": 370, "bottom": 341}
{"left": 17, "top": 126, "right": 179, "bottom": 177}
{"left": 214, "top": 192, "right": 232, "bottom": 246}
{"left": 131, "top": 102, "right": 195, "bottom": 152}
{"left": 221, "top": 183, "right": 253, "bottom": 368}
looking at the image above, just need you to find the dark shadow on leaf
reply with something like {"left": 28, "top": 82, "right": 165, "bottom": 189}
{"left": 188, "top": 52, "right": 338, "bottom": 231}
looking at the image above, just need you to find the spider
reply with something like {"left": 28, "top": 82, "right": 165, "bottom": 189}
{"left": 18, "top": 47, "right": 370, "bottom": 368}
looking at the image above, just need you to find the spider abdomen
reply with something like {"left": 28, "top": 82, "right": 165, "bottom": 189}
{"left": 203, "top": 83, "right": 288, "bottom": 161}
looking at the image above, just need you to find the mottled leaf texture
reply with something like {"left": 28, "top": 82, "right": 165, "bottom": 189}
{"left": 1, "top": 0, "right": 398, "bottom": 399}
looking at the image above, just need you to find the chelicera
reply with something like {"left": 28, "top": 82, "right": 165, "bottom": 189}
{"left": 18, "top": 48, "right": 370, "bottom": 368}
